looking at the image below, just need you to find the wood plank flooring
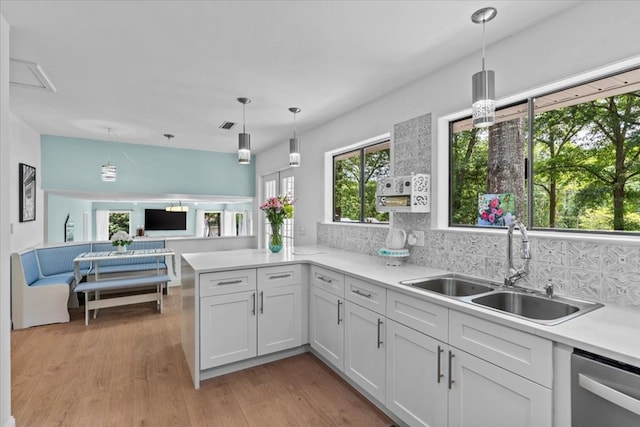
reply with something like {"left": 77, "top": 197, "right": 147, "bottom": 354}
{"left": 11, "top": 288, "right": 394, "bottom": 427}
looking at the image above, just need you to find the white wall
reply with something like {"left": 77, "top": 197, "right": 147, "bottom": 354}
{"left": 10, "top": 114, "right": 43, "bottom": 251}
{"left": 1, "top": 13, "right": 15, "bottom": 427}
{"left": 256, "top": 1, "right": 640, "bottom": 246}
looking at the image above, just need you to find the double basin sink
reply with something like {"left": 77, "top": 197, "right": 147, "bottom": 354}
{"left": 399, "top": 275, "right": 603, "bottom": 325}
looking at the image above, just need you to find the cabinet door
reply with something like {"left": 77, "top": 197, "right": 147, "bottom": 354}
{"left": 448, "top": 349, "right": 552, "bottom": 427}
{"left": 309, "top": 285, "right": 344, "bottom": 371}
{"left": 200, "top": 291, "right": 257, "bottom": 370}
{"left": 386, "top": 319, "right": 447, "bottom": 427}
{"left": 257, "top": 284, "right": 302, "bottom": 356}
{"left": 344, "top": 301, "right": 386, "bottom": 403}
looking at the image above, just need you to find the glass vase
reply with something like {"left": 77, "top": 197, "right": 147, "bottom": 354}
{"left": 269, "top": 223, "right": 283, "bottom": 253}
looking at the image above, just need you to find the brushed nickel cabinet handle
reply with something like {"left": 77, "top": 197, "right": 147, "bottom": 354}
{"left": 218, "top": 279, "right": 243, "bottom": 286}
{"left": 260, "top": 291, "right": 264, "bottom": 314}
{"left": 353, "top": 289, "right": 372, "bottom": 298}
{"left": 377, "top": 318, "right": 383, "bottom": 348}
{"left": 269, "top": 273, "right": 291, "bottom": 279}
{"left": 337, "top": 300, "right": 342, "bottom": 324}
{"left": 318, "top": 275, "right": 333, "bottom": 283}
{"left": 448, "top": 351, "right": 455, "bottom": 389}
{"left": 251, "top": 292, "right": 256, "bottom": 316}
{"left": 437, "top": 345, "right": 444, "bottom": 383}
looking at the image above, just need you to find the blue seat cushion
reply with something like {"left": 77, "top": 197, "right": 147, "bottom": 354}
{"left": 31, "top": 273, "right": 75, "bottom": 287}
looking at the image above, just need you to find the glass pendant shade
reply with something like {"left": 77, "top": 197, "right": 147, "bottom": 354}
{"left": 289, "top": 137, "right": 300, "bottom": 167}
{"left": 472, "top": 69, "right": 496, "bottom": 128}
{"left": 238, "top": 132, "right": 251, "bottom": 164}
{"left": 101, "top": 162, "right": 117, "bottom": 182}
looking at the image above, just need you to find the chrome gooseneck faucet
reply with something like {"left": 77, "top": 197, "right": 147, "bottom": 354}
{"left": 505, "top": 220, "right": 531, "bottom": 287}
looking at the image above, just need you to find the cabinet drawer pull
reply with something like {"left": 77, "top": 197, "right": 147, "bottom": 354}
{"left": 448, "top": 351, "right": 455, "bottom": 389}
{"left": 353, "top": 289, "right": 372, "bottom": 298}
{"left": 318, "top": 275, "right": 333, "bottom": 283}
{"left": 437, "top": 345, "right": 444, "bottom": 383}
{"left": 269, "top": 273, "right": 292, "bottom": 280}
{"left": 217, "top": 279, "right": 243, "bottom": 286}
{"left": 377, "top": 318, "right": 383, "bottom": 348}
{"left": 251, "top": 292, "right": 256, "bottom": 316}
{"left": 337, "top": 300, "right": 343, "bottom": 324}
{"left": 260, "top": 291, "right": 264, "bottom": 314}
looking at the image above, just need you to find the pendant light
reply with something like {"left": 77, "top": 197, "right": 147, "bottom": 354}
{"left": 288, "top": 107, "right": 301, "bottom": 167}
{"left": 237, "top": 97, "right": 251, "bottom": 164}
{"left": 101, "top": 127, "right": 117, "bottom": 182}
{"left": 471, "top": 7, "right": 497, "bottom": 128}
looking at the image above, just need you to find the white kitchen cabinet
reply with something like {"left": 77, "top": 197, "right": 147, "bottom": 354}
{"left": 199, "top": 265, "right": 303, "bottom": 371}
{"left": 257, "top": 283, "right": 302, "bottom": 355}
{"left": 448, "top": 348, "right": 552, "bottom": 427}
{"left": 386, "top": 318, "right": 447, "bottom": 427}
{"left": 200, "top": 290, "right": 257, "bottom": 370}
{"left": 344, "top": 300, "right": 386, "bottom": 402}
{"left": 310, "top": 284, "right": 344, "bottom": 371}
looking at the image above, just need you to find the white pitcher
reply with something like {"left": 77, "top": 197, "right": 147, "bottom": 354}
{"left": 385, "top": 228, "right": 407, "bottom": 249}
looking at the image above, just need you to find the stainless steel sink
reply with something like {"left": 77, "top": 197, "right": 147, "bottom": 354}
{"left": 471, "top": 291, "right": 603, "bottom": 325}
{"left": 400, "top": 275, "right": 496, "bottom": 297}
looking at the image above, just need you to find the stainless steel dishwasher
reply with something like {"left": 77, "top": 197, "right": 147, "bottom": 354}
{"left": 572, "top": 348, "right": 640, "bottom": 426}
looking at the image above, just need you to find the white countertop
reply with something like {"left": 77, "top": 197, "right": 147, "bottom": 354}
{"left": 182, "top": 245, "right": 640, "bottom": 368}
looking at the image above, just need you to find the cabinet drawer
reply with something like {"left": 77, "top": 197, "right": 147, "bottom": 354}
{"left": 448, "top": 310, "right": 553, "bottom": 388}
{"left": 199, "top": 268, "right": 257, "bottom": 297}
{"left": 310, "top": 265, "right": 345, "bottom": 297}
{"left": 257, "top": 264, "right": 301, "bottom": 289}
{"left": 386, "top": 289, "right": 448, "bottom": 342}
{"left": 345, "top": 276, "right": 386, "bottom": 316}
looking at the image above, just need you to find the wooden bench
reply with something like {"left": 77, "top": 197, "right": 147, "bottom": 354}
{"left": 74, "top": 274, "right": 171, "bottom": 325}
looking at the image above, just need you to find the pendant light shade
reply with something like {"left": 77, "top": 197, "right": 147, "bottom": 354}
{"left": 101, "top": 163, "right": 117, "bottom": 182}
{"left": 237, "top": 97, "right": 251, "bottom": 164}
{"left": 101, "top": 127, "right": 117, "bottom": 182}
{"left": 288, "top": 107, "right": 301, "bottom": 167}
{"left": 471, "top": 7, "right": 497, "bottom": 128}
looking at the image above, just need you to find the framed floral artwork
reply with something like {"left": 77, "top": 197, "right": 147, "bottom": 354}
{"left": 19, "top": 163, "right": 36, "bottom": 222}
{"left": 477, "top": 193, "right": 515, "bottom": 227}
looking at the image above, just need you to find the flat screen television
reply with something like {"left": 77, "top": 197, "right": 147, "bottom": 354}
{"left": 144, "top": 209, "right": 187, "bottom": 231}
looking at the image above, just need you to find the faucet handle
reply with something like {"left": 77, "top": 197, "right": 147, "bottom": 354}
{"left": 544, "top": 280, "right": 554, "bottom": 298}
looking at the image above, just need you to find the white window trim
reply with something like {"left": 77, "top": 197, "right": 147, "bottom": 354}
{"left": 436, "top": 55, "right": 640, "bottom": 242}
{"left": 323, "top": 132, "right": 391, "bottom": 224}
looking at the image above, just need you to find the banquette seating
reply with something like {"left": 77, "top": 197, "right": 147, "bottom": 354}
{"left": 11, "top": 240, "right": 168, "bottom": 329}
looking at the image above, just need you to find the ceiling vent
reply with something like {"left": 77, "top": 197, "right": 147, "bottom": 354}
{"left": 219, "top": 121, "right": 236, "bottom": 130}
{"left": 9, "top": 59, "right": 56, "bottom": 92}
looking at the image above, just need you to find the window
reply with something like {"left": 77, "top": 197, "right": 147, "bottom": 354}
{"left": 450, "top": 67, "right": 640, "bottom": 233}
{"left": 96, "top": 210, "right": 132, "bottom": 240}
{"left": 333, "top": 139, "right": 390, "bottom": 223}
{"left": 204, "top": 212, "right": 221, "bottom": 237}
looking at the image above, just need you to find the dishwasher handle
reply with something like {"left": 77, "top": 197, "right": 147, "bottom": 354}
{"left": 579, "top": 373, "right": 640, "bottom": 416}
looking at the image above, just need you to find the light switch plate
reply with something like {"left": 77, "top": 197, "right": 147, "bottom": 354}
{"left": 410, "top": 230, "right": 425, "bottom": 246}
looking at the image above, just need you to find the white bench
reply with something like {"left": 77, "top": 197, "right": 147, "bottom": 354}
{"left": 74, "top": 274, "right": 171, "bottom": 325}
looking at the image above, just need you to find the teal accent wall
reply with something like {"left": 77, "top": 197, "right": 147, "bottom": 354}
{"left": 41, "top": 135, "right": 255, "bottom": 196}
{"left": 48, "top": 193, "right": 93, "bottom": 243}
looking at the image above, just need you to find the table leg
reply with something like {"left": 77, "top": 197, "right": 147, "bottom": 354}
{"left": 85, "top": 292, "right": 89, "bottom": 326}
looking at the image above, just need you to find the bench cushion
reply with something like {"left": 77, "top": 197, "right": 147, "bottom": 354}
{"left": 37, "top": 244, "right": 91, "bottom": 276}
{"left": 20, "top": 251, "right": 40, "bottom": 286}
{"left": 75, "top": 274, "right": 171, "bottom": 293}
{"left": 31, "top": 273, "right": 75, "bottom": 287}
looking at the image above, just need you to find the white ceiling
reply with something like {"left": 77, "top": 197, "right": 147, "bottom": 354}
{"left": 1, "top": 0, "right": 580, "bottom": 154}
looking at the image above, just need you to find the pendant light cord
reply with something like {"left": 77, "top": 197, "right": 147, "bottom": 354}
{"left": 481, "top": 19, "right": 486, "bottom": 72}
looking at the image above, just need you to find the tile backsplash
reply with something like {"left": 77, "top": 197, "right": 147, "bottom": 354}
{"left": 317, "top": 112, "right": 640, "bottom": 310}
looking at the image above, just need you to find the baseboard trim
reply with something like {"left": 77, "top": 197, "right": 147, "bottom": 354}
{"left": 4, "top": 416, "right": 15, "bottom": 427}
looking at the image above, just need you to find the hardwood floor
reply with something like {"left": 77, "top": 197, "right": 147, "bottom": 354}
{"left": 11, "top": 288, "right": 394, "bottom": 427}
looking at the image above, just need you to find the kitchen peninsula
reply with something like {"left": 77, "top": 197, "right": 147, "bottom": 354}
{"left": 181, "top": 246, "right": 640, "bottom": 427}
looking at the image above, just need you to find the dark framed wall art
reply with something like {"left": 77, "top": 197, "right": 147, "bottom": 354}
{"left": 19, "top": 163, "right": 36, "bottom": 222}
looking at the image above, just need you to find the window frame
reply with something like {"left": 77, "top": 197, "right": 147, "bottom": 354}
{"left": 332, "top": 138, "right": 391, "bottom": 224}
{"left": 443, "top": 60, "right": 640, "bottom": 237}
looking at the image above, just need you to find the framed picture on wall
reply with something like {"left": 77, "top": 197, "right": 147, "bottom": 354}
{"left": 19, "top": 163, "right": 36, "bottom": 222}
